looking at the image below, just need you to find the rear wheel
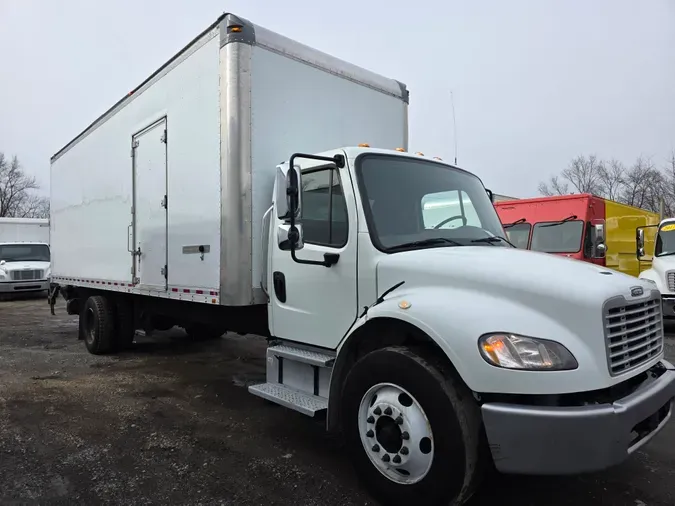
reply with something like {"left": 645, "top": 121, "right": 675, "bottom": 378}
{"left": 81, "top": 295, "right": 115, "bottom": 355}
{"left": 341, "top": 346, "right": 486, "bottom": 506}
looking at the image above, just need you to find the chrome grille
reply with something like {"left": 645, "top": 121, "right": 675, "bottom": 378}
{"left": 10, "top": 269, "right": 44, "bottom": 281}
{"left": 667, "top": 271, "right": 675, "bottom": 292}
{"left": 604, "top": 295, "right": 663, "bottom": 376}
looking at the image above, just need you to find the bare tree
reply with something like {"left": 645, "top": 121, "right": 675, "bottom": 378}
{"left": 619, "top": 156, "right": 662, "bottom": 212}
{"left": 0, "top": 152, "right": 50, "bottom": 219}
{"left": 597, "top": 159, "right": 625, "bottom": 201}
{"left": 538, "top": 175, "right": 569, "bottom": 196}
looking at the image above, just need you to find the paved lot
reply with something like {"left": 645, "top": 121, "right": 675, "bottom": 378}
{"left": 1, "top": 296, "right": 674, "bottom": 505}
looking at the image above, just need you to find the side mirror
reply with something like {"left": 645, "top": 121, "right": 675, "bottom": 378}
{"left": 636, "top": 228, "right": 645, "bottom": 258}
{"left": 275, "top": 164, "right": 303, "bottom": 221}
{"left": 591, "top": 222, "right": 606, "bottom": 258}
{"left": 277, "top": 223, "right": 304, "bottom": 251}
{"left": 486, "top": 188, "right": 494, "bottom": 203}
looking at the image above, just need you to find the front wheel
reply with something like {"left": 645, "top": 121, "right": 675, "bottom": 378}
{"left": 341, "top": 346, "right": 486, "bottom": 506}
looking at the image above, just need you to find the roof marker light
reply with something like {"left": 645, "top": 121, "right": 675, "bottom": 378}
{"left": 395, "top": 147, "right": 406, "bottom": 152}
{"left": 415, "top": 152, "right": 424, "bottom": 156}
{"left": 358, "top": 143, "right": 370, "bottom": 147}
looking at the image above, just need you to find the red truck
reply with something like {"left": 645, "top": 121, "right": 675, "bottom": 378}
{"left": 494, "top": 194, "right": 659, "bottom": 277}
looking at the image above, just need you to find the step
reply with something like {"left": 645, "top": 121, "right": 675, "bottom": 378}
{"left": 268, "top": 345, "right": 335, "bottom": 367}
{"left": 248, "top": 382, "right": 328, "bottom": 417}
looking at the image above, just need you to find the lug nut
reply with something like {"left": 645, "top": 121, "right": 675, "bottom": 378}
{"left": 401, "top": 431, "right": 409, "bottom": 440}
{"left": 384, "top": 407, "right": 393, "bottom": 416}
{"left": 395, "top": 415, "right": 403, "bottom": 425}
{"left": 393, "top": 455, "right": 401, "bottom": 464}
{"left": 372, "top": 444, "right": 380, "bottom": 452}
{"left": 400, "top": 446, "right": 409, "bottom": 455}
{"left": 366, "top": 430, "right": 374, "bottom": 437}
{"left": 367, "top": 416, "right": 375, "bottom": 424}
{"left": 373, "top": 407, "right": 382, "bottom": 415}
{"left": 382, "top": 454, "right": 390, "bottom": 462}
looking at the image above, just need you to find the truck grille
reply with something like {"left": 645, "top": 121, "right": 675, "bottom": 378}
{"left": 10, "top": 269, "right": 44, "bottom": 281}
{"left": 604, "top": 294, "right": 663, "bottom": 376}
{"left": 667, "top": 271, "right": 675, "bottom": 292}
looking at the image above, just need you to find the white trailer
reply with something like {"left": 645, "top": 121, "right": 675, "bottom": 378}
{"left": 0, "top": 218, "right": 51, "bottom": 295}
{"left": 49, "top": 13, "right": 675, "bottom": 506}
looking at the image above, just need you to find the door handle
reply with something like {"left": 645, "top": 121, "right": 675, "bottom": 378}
{"left": 127, "top": 224, "right": 133, "bottom": 253}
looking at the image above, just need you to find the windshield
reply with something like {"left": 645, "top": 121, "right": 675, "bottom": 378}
{"left": 504, "top": 223, "right": 531, "bottom": 249}
{"left": 531, "top": 220, "right": 584, "bottom": 253}
{"left": 355, "top": 154, "right": 506, "bottom": 251}
{"left": 655, "top": 223, "right": 675, "bottom": 256}
{"left": 0, "top": 244, "right": 50, "bottom": 262}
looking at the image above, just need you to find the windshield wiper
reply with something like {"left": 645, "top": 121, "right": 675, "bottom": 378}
{"left": 389, "top": 237, "right": 463, "bottom": 252}
{"left": 503, "top": 218, "right": 526, "bottom": 229}
{"left": 471, "top": 236, "right": 516, "bottom": 247}
{"left": 540, "top": 215, "right": 577, "bottom": 228}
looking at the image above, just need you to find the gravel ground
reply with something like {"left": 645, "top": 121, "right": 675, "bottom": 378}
{"left": 1, "top": 296, "right": 675, "bottom": 505}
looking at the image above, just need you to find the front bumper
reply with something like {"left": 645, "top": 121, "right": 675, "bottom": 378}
{"left": 0, "top": 279, "right": 50, "bottom": 293}
{"left": 481, "top": 361, "right": 675, "bottom": 475}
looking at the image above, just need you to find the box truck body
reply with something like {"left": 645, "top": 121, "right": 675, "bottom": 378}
{"left": 0, "top": 217, "right": 50, "bottom": 244}
{"left": 50, "top": 14, "right": 407, "bottom": 307}
{"left": 48, "top": 13, "right": 675, "bottom": 506}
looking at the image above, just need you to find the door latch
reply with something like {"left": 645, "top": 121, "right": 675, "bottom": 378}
{"left": 161, "top": 265, "right": 167, "bottom": 278}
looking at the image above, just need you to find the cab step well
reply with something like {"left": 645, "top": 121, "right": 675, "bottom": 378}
{"left": 248, "top": 343, "right": 334, "bottom": 417}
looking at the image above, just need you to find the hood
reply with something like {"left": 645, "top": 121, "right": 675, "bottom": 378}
{"left": 0, "top": 260, "right": 50, "bottom": 273}
{"left": 376, "top": 246, "right": 652, "bottom": 311}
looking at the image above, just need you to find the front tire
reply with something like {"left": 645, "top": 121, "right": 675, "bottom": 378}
{"left": 341, "top": 346, "right": 485, "bottom": 506}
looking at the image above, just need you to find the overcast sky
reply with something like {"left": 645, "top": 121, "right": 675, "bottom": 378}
{"left": 1, "top": 0, "right": 673, "bottom": 198}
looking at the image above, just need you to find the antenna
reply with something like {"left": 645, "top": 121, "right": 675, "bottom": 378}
{"left": 451, "top": 90, "right": 458, "bottom": 165}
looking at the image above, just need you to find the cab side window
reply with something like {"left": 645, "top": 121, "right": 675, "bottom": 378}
{"left": 300, "top": 167, "right": 348, "bottom": 247}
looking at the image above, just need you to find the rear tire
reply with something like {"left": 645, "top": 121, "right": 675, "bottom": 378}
{"left": 341, "top": 345, "right": 486, "bottom": 506}
{"left": 81, "top": 295, "right": 115, "bottom": 355}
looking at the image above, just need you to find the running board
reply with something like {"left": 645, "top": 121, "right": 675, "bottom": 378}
{"left": 268, "top": 344, "right": 335, "bottom": 367}
{"left": 248, "top": 383, "right": 328, "bottom": 417}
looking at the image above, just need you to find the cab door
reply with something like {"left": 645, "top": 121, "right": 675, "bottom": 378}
{"left": 268, "top": 151, "right": 359, "bottom": 350}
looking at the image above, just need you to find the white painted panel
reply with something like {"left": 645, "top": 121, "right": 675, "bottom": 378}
{"left": 249, "top": 46, "right": 407, "bottom": 288}
{"left": 50, "top": 35, "right": 221, "bottom": 288}
{"left": 133, "top": 119, "right": 167, "bottom": 290}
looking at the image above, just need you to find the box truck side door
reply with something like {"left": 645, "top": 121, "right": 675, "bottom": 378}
{"left": 269, "top": 152, "right": 358, "bottom": 349}
{"left": 132, "top": 118, "right": 168, "bottom": 290}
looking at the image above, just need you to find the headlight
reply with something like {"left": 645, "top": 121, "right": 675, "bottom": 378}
{"left": 642, "top": 278, "right": 657, "bottom": 285}
{"left": 478, "top": 333, "right": 578, "bottom": 371}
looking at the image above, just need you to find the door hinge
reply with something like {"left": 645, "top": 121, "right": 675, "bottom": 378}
{"left": 160, "top": 129, "right": 167, "bottom": 143}
{"left": 161, "top": 265, "right": 167, "bottom": 278}
{"left": 161, "top": 195, "right": 167, "bottom": 209}
{"left": 131, "top": 139, "right": 139, "bottom": 157}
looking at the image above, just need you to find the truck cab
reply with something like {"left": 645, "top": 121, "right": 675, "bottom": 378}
{"left": 0, "top": 241, "right": 51, "bottom": 295}
{"left": 253, "top": 147, "right": 675, "bottom": 505}
{"left": 637, "top": 218, "right": 675, "bottom": 320}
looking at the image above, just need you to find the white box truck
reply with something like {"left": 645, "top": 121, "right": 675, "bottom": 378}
{"left": 49, "top": 13, "right": 675, "bottom": 506}
{"left": 0, "top": 217, "right": 51, "bottom": 295}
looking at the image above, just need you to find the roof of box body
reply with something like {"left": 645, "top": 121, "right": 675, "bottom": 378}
{"left": 51, "top": 13, "right": 409, "bottom": 163}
